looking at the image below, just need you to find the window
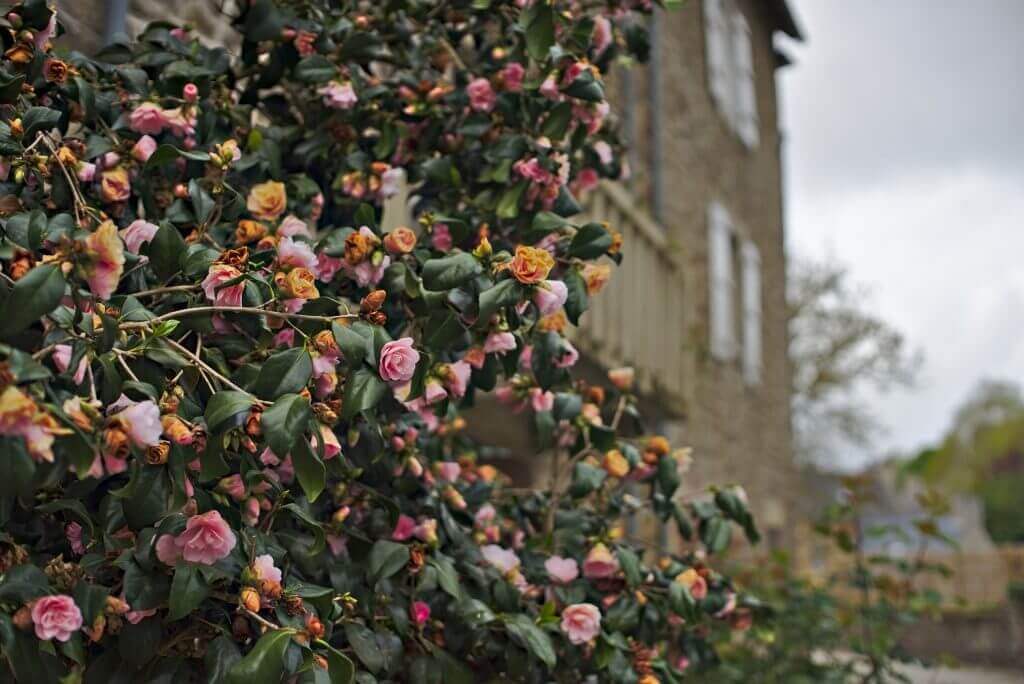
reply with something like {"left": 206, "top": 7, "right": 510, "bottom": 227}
{"left": 708, "top": 201, "right": 736, "bottom": 360}
{"left": 708, "top": 201, "right": 763, "bottom": 382}
{"left": 703, "top": 0, "right": 760, "bottom": 148}
{"left": 740, "top": 240, "right": 762, "bottom": 384}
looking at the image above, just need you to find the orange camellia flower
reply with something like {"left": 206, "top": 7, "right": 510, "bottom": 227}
{"left": 537, "top": 310, "right": 568, "bottom": 333}
{"left": 383, "top": 226, "right": 418, "bottom": 255}
{"left": 0, "top": 386, "right": 65, "bottom": 462}
{"left": 278, "top": 267, "right": 319, "bottom": 300}
{"left": 100, "top": 167, "right": 131, "bottom": 203}
{"left": 581, "top": 262, "right": 612, "bottom": 294}
{"left": 602, "top": 449, "right": 630, "bottom": 478}
{"left": 608, "top": 366, "right": 634, "bottom": 391}
{"left": 235, "top": 220, "right": 267, "bottom": 245}
{"left": 82, "top": 220, "right": 126, "bottom": 300}
{"left": 4, "top": 43, "right": 33, "bottom": 65}
{"left": 508, "top": 245, "right": 555, "bottom": 284}
{"left": 246, "top": 180, "right": 287, "bottom": 221}
{"left": 674, "top": 567, "right": 708, "bottom": 600}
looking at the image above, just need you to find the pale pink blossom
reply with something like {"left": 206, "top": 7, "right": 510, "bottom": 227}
{"left": 592, "top": 16, "right": 613, "bottom": 55}
{"left": 484, "top": 332, "right": 517, "bottom": 354}
{"left": 34, "top": 11, "right": 57, "bottom": 50}
{"left": 467, "top": 77, "right": 496, "bottom": 112}
{"left": 423, "top": 380, "right": 447, "bottom": 405}
{"left": 278, "top": 214, "right": 312, "bottom": 239}
{"left": 319, "top": 424, "right": 341, "bottom": 459}
{"left": 474, "top": 503, "right": 497, "bottom": 527}
{"left": 379, "top": 337, "right": 420, "bottom": 384}
{"left": 173, "top": 510, "right": 237, "bottom": 565}
{"left": 113, "top": 398, "right": 162, "bottom": 447}
{"left": 555, "top": 341, "right": 579, "bottom": 368}
{"left": 437, "top": 461, "right": 461, "bottom": 483}
{"left": 202, "top": 264, "right": 245, "bottom": 307}
{"left": 480, "top": 545, "right": 520, "bottom": 574}
{"left": 413, "top": 519, "right": 438, "bottom": 544}
{"left": 162, "top": 107, "right": 196, "bottom": 138}
{"left": 344, "top": 254, "right": 391, "bottom": 287}
{"left": 444, "top": 361, "right": 472, "bottom": 399}
{"left": 380, "top": 167, "right": 404, "bottom": 199}
{"left": 545, "top": 556, "right": 579, "bottom": 584}
{"left": 252, "top": 554, "right": 282, "bottom": 583}
{"left": 76, "top": 162, "right": 96, "bottom": 182}
{"left": 274, "top": 329, "right": 295, "bottom": 347}
{"left": 593, "top": 141, "right": 614, "bottom": 165}
{"left": 52, "top": 345, "right": 87, "bottom": 384}
{"left": 129, "top": 102, "right": 167, "bottom": 135}
{"left": 131, "top": 134, "right": 158, "bottom": 162}
{"left": 277, "top": 236, "right": 319, "bottom": 275}
{"left": 218, "top": 474, "right": 247, "bottom": 501}
{"left": 530, "top": 388, "right": 554, "bottom": 413}
{"left": 534, "top": 280, "right": 568, "bottom": 316}
{"left": 317, "top": 253, "right": 344, "bottom": 282}
{"left": 31, "top": 595, "right": 83, "bottom": 642}
{"left": 560, "top": 603, "right": 601, "bottom": 645}
{"left": 319, "top": 80, "right": 357, "bottom": 109}
{"left": 540, "top": 74, "right": 560, "bottom": 100}
{"left": 120, "top": 219, "right": 159, "bottom": 254}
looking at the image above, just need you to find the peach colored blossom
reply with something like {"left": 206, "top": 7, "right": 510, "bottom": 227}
{"left": 247, "top": 180, "right": 287, "bottom": 221}
{"left": 561, "top": 603, "right": 601, "bottom": 645}
{"left": 582, "top": 543, "right": 619, "bottom": 579}
{"left": 100, "top": 166, "right": 131, "bottom": 202}
{"left": 120, "top": 219, "right": 159, "bottom": 254}
{"left": 83, "top": 220, "right": 125, "bottom": 299}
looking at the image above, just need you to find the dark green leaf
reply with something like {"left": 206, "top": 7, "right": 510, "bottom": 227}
{"left": 344, "top": 623, "right": 383, "bottom": 673}
{"left": 252, "top": 348, "right": 312, "bottom": 399}
{"left": 421, "top": 252, "right": 482, "bottom": 291}
{"left": 295, "top": 55, "right": 336, "bottom": 83}
{"left": 503, "top": 614, "right": 555, "bottom": 667}
{"left": 568, "top": 223, "right": 613, "bottom": 259}
{"left": 261, "top": 393, "right": 311, "bottom": 457}
{"left": 22, "top": 106, "right": 62, "bottom": 139}
{"left": 341, "top": 367, "right": 388, "bottom": 419}
{"left": 291, "top": 437, "right": 326, "bottom": 502}
{"left": 227, "top": 627, "right": 294, "bottom": 684}
{"left": 205, "top": 391, "right": 256, "bottom": 433}
{"left": 332, "top": 321, "right": 369, "bottom": 367}
{"left": 368, "top": 540, "right": 409, "bottom": 583}
{"left": 0, "top": 264, "right": 65, "bottom": 337}
{"left": 168, "top": 564, "right": 209, "bottom": 620}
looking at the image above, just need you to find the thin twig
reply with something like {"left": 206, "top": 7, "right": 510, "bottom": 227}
{"left": 131, "top": 284, "right": 200, "bottom": 298}
{"left": 121, "top": 306, "right": 358, "bottom": 329}
{"left": 163, "top": 337, "right": 260, "bottom": 400}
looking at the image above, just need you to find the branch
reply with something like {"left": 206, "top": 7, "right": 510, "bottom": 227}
{"left": 121, "top": 306, "right": 358, "bottom": 330}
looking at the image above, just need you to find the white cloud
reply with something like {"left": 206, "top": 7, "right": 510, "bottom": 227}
{"left": 789, "top": 168, "right": 1024, "bottom": 466}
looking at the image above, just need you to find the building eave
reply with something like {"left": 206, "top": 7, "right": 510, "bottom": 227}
{"left": 768, "top": 0, "right": 804, "bottom": 41}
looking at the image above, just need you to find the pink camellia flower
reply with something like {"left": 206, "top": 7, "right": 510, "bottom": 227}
{"left": 319, "top": 424, "right": 342, "bottom": 460}
{"left": 540, "top": 74, "right": 560, "bottom": 100}
{"left": 162, "top": 107, "right": 196, "bottom": 138}
{"left": 129, "top": 102, "right": 167, "bottom": 135}
{"left": 183, "top": 82, "right": 199, "bottom": 102}
{"left": 392, "top": 514, "right": 416, "bottom": 541}
{"left": 423, "top": 380, "right": 447, "bottom": 405}
{"left": 202, "top": 264, "right": 245, "bottom": 307}
{"left": 218, "top": 474, "right": 247, "bottom": 501}
{"left": 413, "top": 519, "right": 438, "bottom": 545}
{"left": 347, "top": 255, "right": 390, "bottom": 287}
{"left": 379, "top": 337, "right": 420, "bottom": 384}
{"left": 317, "top": 253, "right": 344, "bottom": 282}
{"left": 31, "top": 595, "right": 83, "bottom": 642}
{"left": 545, "top": 556, "right": 580, "bottom": 584}
{"left": 320, "top": 80, "right": 358, "bottom": 109}
{"left": 174, "top": 510, "right": 237, "bottom": 565}
{"left": 560, "top": 603, "right": 601, "bottom": 645}
{"left": 112, "top": 397, "right": 162, "bottom": 447}
{"left": 65, "top": 522, "right": 86, "bottom": 555}
{"left": 474, "top": 503, "right": 496, "bottom": 527}
{"left": 120, "top": 219, "right": 159, "bottom": 254}
{"left": 431, "top": 224, "right": 452, "bottom": 252}
{"left": 242, "top": 497, "right": 260, "bottom": 526}
{"left": 277, "top": 236, "right": 320, "bottom": 275}
{"left": 554, "top": 341, "right": 579, "bottom": 369}
{"left": 582, "top": 543, "right": 619, "bottom": 579}
{"left": 410, "top": 600, "right": 431, "bottom": 627}
{"left": 480, "top": 545, "right": 520, "bottom": 574}
{"left": 592, "top": 16, "right": 613, "bottom": 55}
{"left": 278, "top": 214, "right": 312, "bottom": 239}
{"left": 444, "top": 361, "right": 472, "bottom": 399}
{"left": 502, "top": 62, "right": 525, "bottom": 92}
{"left": 252, "top": 554, "right": 282, "bottom": 583}
{"left": 124, "top": 596, "right": 157, "bottom": 625}
{"left": 380, "top": 167, "right": 404, "bottom": 199}
{"left": 132, "top": 135, "right": 158, "bottom": 162}
{"left": 34, "top": 10, "right": 57, "bottom": 49}
{"left": 436, "top": 461, "right": 461, "bottom": 483}
{"left": 467, "top": 77, "right": 496, "bottom": 112}
{"left": 83, "top": 221, "right": 125, "bottom": 300}
{"left": 77, "top": 161, "right": 96, "bottom": 182}
{"left": 52, "top": 345, "right": 87, "bottom": 385}
{"left": 530, "top": 388, "right": 554, "bottom": 413}
{"left": 574, "top": 168, "right": 600, "bottom": 195}
{"left": 484, "top": 332, "right": 516, "bottom": 354}
{"left": 593, "top": 140, "right": 614, "bottom": 166}
{"left": 534, "top": 280, "right": 568, "bottom": 316}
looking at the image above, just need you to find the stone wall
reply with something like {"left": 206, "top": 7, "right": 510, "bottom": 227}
{"left": 607, "top": 1, "right": 798, "bottom": 549}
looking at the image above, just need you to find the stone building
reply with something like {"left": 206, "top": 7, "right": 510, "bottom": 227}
{"left": 54, "top": 0, "right": 805, "bottom": 548}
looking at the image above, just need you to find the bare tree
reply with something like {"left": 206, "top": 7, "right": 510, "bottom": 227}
{"left": 789, "top": 258, "right": 922, "bottom": 466}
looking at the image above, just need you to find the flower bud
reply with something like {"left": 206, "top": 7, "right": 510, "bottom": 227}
{"left": 240, "top": 586, "right": 261, "bottom": 613}
{"left": 305, "top": 615, "right": 325, "bottom": 639}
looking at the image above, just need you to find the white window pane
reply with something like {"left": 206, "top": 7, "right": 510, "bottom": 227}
{"left": 708, "top": 202, "right": 736, "bottom": 360}
{"left": 704, "top": 0, "right": 732, "bottom": 119}
{"left": 731, "top": 11, "right": 759, "bottom": 148}
{"left": 741, "top": 241, "right": 762, "bottom": 384}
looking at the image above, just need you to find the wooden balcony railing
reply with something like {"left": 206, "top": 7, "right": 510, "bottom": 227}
{"left": 573, "top": 181, "right": 687, "bottom": 409}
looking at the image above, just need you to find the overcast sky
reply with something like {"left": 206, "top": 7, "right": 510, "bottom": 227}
{"left": 777, "top": 1, "right": 1024, "bottom": 469}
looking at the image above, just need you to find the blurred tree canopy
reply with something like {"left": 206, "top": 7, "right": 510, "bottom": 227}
{"left": 788, "top": 258, "right": 921, "bottom": 466}
{"left": 905, "top": 380, "right": 1024, "bottom": 543}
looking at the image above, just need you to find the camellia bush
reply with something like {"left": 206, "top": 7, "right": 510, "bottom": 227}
{"left": 0, "top": 1, "right": 761, "bottom": 682}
